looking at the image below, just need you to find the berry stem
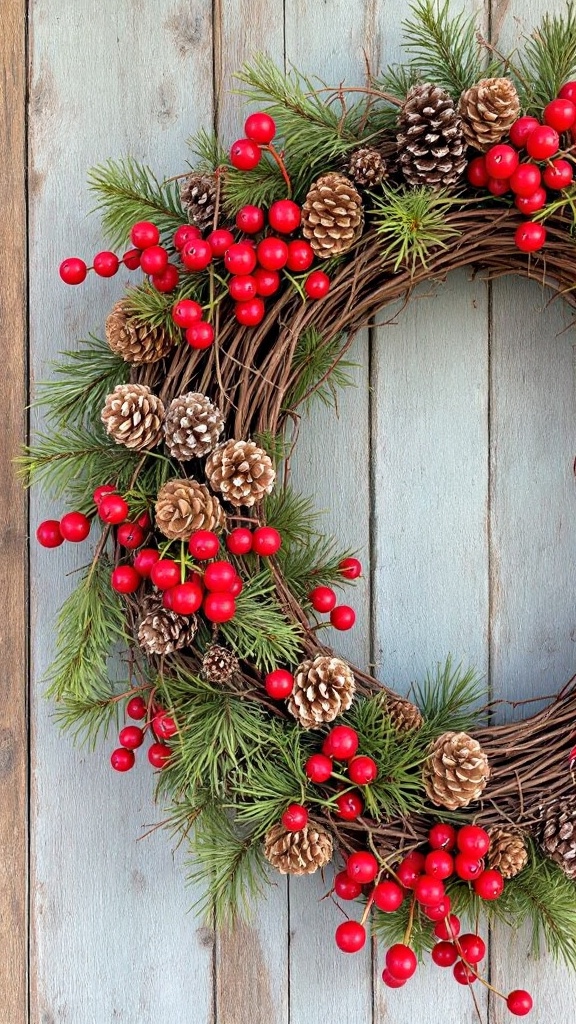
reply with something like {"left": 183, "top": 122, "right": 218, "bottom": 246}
{"left": 403, "top": 895, "right": 416, "bottom": 946}
{"left": 179, "top": 541, "right": 187, "bottom": 584}
{"left": 264, "top": 144, "right": 292, "bottom": 196}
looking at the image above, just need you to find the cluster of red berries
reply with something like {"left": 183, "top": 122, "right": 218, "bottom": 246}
{"left": 110, "top": 695, "right": 176, "bottom": 772}
{"left": 307, "top": 556, "right": 361, "bottom": 632}
{"left": 467, "top": 82, "right": 576, "bottom": 254}
{"left": 36, "top": 510, "right": 92, "bottom": 548}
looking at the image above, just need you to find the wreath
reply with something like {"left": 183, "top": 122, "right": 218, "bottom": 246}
{"left": 25, "top": 2, "right": 576, "bottom": 1017}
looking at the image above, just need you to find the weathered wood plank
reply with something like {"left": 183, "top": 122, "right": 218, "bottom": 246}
{"left": 0, "top": 2, "right": 28, "bottom": 1022}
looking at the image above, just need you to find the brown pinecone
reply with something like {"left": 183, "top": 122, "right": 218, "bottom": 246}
{"left": 422, "top": 731, "right": 490, "bottom": 810}
{"left": 180, "top": 172, "right": 217, "bottom": 231}
{"left": 538, "top": 796, "right": 576, "bottom": 879}
{"left": 202, "top": 644, "right": 239, "bottom": 684}
{"left": 347, "top": 146, "right": 388, "bottom": 188}
{"left": 164, "top": 392, "right": 224, "bottom": 461}
{"left": 263, "top": 821, "right": 333, "bottom": 875}
{"left": 487, "top": 826, "right": 529, "bottom": 879}
{"left": 458, "top": 78, "right": 520, "bottom": 152}
{"left": 205, "top": 439, "right": 276, "bottom": 507}
{"left": 105, "top": 300, "right": 173, "bottom": 364}
{"left": 288, "top": 655, "right": 355, "bottom": 729}
{"left": 137, "top": 596, "right": 197, "bottom": 655}
{"left": 155, "top": 478, "right": 225, "bottom": 540}
{"left": 101, "top": 383, "right": 165, "bottom": 450}
{"left": 301, "top": 172, "right": 364, "bottom": 258}
{"left": 397, "top": 83, "right": 467, "bottom": 188}
{"left": 386, "top": 694, "right": 424, "bottom": 733}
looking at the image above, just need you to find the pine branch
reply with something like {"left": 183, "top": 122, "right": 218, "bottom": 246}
{"left": 19, "top": 423, "right": 143, "bottom": 499}
{"left": 122, "top": 281, "right": 207, "bottom": 342}
{"left": 400, "top": 0, "right": 497, "bottom": 97}
{"left": 283, "top": 326, "right": 356, "bottom": 413}
{"left": 222, "top": 159, "right": 287, "bottom": 216}
{"left": 88, "top": 158, "right": 186, "bottom": 249}
{"left": 372, "top": 185, "right": 461, "bottom": 272}
{"left": 374, "top": 63, "right": 421, "bottom": 102}
{"left": 53, "top": 689, "right": 122, "bottom": 749}
{"left": 232, "top": 723, "right": 309, "bottom": 833}
{"left": 415, "top": 657, "right": 487, "bottom": 736}
{"left": 371, "top": 895, "right": 435, "bottom": 957}
{"left": 252, "top": 430, "right": 293, "bottom": 465}
{"left": 186, "top": 128, "right": 227, "bottom": 172}
{"left": 220, "top": 571, "right": 303, "bottom": 671}
{"left": 33, "top": 335, "right": 129, "bottom": 428}
{"left": 516, "top": 3, "right": 576, "bottom": 112}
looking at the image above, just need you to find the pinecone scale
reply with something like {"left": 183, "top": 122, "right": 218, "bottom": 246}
{"left": 422, "top": 731, "right": 490, "bottom": 810}
{"left": 137, "top": 596, "right": 197, "bottom": 655}
{"left": 164, "top": 392, "right": 224, "bottom": 461}
{"left": 397, "top": 83, "right": 467, "bottom": 188}
{"left": 263, "top": 821, "right": 333, "bottom": 875}
{"left": 155, "top": 478, "right": 225, "bottom": 540}
{"left": 105, "top": 300, "right": 173, "bottom": 364}
{"left": 487, "top": 826, "right": 528, "bottom": 879}
{"left": 205, "top": 439, "right": 276, "bottom": 507}
{"left": 301, "top": 172, "right": 364, "bottom": 258}
{"left": 101, "top": 384, "right": 165, "bottom": 450}
{"left": 288, "top": 655, "right": 355, "bottom": 729}
{"left": 458, "top": 78, "right": 520, "bottom": 152}
{"left": 180, "top": 172, "right": 218, "bottom": 231}
{"left": 202, "top": 644, "right": 239, "bottom": 684}
{"left": 386, "top": 694, "right": 424, "bottom": 733}
{"left": 539, "top": 796, "right": 576, "bottom": 878}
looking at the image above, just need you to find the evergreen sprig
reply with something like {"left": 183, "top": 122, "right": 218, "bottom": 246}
{"left": 516, "top": 4, "right": 576, "bottom": 112}
{"left": 88, "top": 158, "right": 185, "bottom": 249}
{"left": 53, "top": 690, "right": 122, "bottom": 748}
{"left": 33, "top": 335, "right": 129, "bottom": 428}
{"left": 371, "top": 895, "right": 435, "bottom": 958}
{"left": 223, "top": 159, "right": 287, "bottom": 216}
{"left": 284, "top": 326, "right": 356, "bottom": 413}
{"left": 231, "top": 724, "right": 309, "bottom": 834}
{"left": 220, "top": 571, "right": 303, "bottom": 671}
{"left": 414, "top": 657, "right": 486, "bottom": 736}
{"left": 372, "top": 185, "right": 461, "bottom": 271}
{"left": 186, "top": 128, "right": 227, "bottom": 172}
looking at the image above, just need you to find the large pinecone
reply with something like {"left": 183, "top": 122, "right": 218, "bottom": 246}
{"left": 155, "top": 478, "right": 225, "bottom": 540}
{"left": 386, "top": 694, "right": 424, "bottom": 733}
{"left": 137, "top": 596, "right": 197, "bottom": 655}
{"left": 487, "top": 826, "right": 529, "bottom": 879}
{"left": 105, "top": 300, "right": 173, "bottom": 364}
{"left": 202, "top": 644, "right": 239, "bottom": 684}
{"left": 288, "top": 655, "right": 355, "bottom": 729}
{"left": 101, "top": 383, "right": 165, "bottom": 450}
{"left": 538, "top": 796, "right": 576, "bottom": 879}
{"left": 458, "top": 78, "right": 520, "bottom": 152}
{"left": 180, "top": 172, "right": 217, "bottom": 231}
{"left": 164, "top": 392, "right": 224, "bottom": 461}
{"left": 205, "top": 439, "right": 276, "bottom": 507}
{"left": 347, "top": 146, "right": 388, "bottom": 188}
{"left": 263, "top": 821, "right": 333, "bottom": 875}
{"left": 422, "top": 731, "right": 490, "bottom": 810}
{"left": 301, "top": 172, "right": 364, "bottom": 258}
{"left": 397, "top": 83, "right": 467, "bottom": 188}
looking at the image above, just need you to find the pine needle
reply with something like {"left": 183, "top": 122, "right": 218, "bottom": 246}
{"left": 283, "top": 326, "right": 356, "bottom": 413}
{"left": 88, "top": 158, "right": 186, "bottom": 249}
{"left": 400, "top": 0, "right": 499, "bottom": 97}
{"left": 186, "top": 128, "right": 227, "bottom": 172}
{"left": 53, "top": 690, "right": 122, "bottom": 748}
{"left": 220, "top": 571, "right": 303, "bottom": 671}
{"left": 516, "top": 3, "right": 576, "bottom": 112}
{"left": 415, "top": 656, "right": 487, "bottom": 735}
{"left": 33, "top": 335, "right": 128, "bottom": 428}
{"left": 372, "top": 185, "right": 461, "bottom": 272}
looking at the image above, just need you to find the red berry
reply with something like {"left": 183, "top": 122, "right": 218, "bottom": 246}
{"left": 58, "top": 511, "right": 91, "bottom": 543}
{"left": 135, "top": 508, "right": 151, "bottom": 529}
{"left": 373, "top": 880, "right": 404, "bottom": 912}
{"left": 230, "top": 138, "right": 261, "bottom": 171}
{"left": 506, "top": 990, "right": 533, "bottom": 1016}
{"left": 304, "top": 270, "right": 330, "bottom": 298}
{"left": 514, "top": 221, "right": 546, "bottom": 253}
{"left": 111, "top": 565, "right": 141, "bottom": 594}
{"left": 487, "top": 176, "right": 511, "bottom": 196}
{"left": 560, "top": 81, "right": 576, "bottom": 103}
{"left": 251, "top": 526, "right": 282, "bottom": 556}
{"left": 133, "top": 547, "right": 160, "bottom": 578}
{"left": 433, "top": 915, "right": 460, "bottom": 941}
{"left": 254, "top": 267, "right": 281, "bottom": 296}
{"left": 244, "top": 111, "right": 276, "bottom": 144}
{"left": 122, "top": 248, "right": 141, "bottom": 270}
{"left": 235, "top": 297, "right": 266, "bottom": 325}
{"left": 59, "top": 257, "right": 87, "bottom": 285}
{"left": 514, "top": 187, "right": 547, "bottom": 214}
{"left": 335, "top": 791, "right": 364, "bottom": 820}
{"left": 509, "top": 163, "right": 541, "bottom": 197}
{"left": 227, "top": 575, "right": 243, "bottom": 598}
{"left": 203, "top": 592, "right": 236, "bottom": 623}
{"left": 181, "top": 239, "right": 212, "bottom": 272}
{"left": 428, "top": 822, "right": 456, "bottom": 850}
{"left": 140, "top": 244, "right": 169, "bottom": 275}
{"left": 225, "top": 242, "right": 258, "bottom": 276}
{"left": 148, "top": 742, "right": 171, "bottom": 769}
{"left": 346, "top": 850, "right": 378, "bottom": 884}
{"left": 126, "top": 695, "right": 147, "bottom": 720}
{"left": 414, "top": 875, "right": 445, "bottom": 906}
{"left": 111, "top": 747, "right": 135, "bottom": 772}
{"left": 305, "top": 752, "right": 333, "bottom": 782}
{"left": 150, "top": 559, "right": 181, "bottom": 590}
{"left": 424, "top": 849, "right": 454, "bottom": 880}
{"left": 543, "top": 157, "right": 574, "bottom": 189}
{"left": 509, "top": 116, "right": 540, "bottom": 148}
{"left": 423, "top": 896, "right": 451, "bottom": 921}
{"left": 265, "top": 668, "right": 294, "bottom": 700}
{"left": 229, "top": 275, "right": 257, "bottom": 301}
{"left": 162, "top": 588, "right": 174, "bottom": 610}
{"left": 204, "top": 560, "right": 237, "bottom": 592}
{"left": 93, "top": 250, "right": 119, "bottom": 277}
{"left": 348, "top": 755, "right": 378, "bottom": 785}
{"left": 526, "top": 124, "right": 559, "bottom": 159}
{"left": 335, "top": 920, "right": 366, "bottom": 954}
{"left": 431, "top": 941, "right": 458, "bottom": 967}
{"left": 323, "top": 725, "right": 359, "bottom": 760}
{"left": 153, "top": 711, "right": 178, "bottom": 739}
{"left": 256, "top": 237, "right": 289, "bottom": 270}
{"left": 457, "top": 824, "right": 490, "bottom": 857}
{"left": 189, "top": 530, "right": 220, "bottom": 560}
{"left": 281, "top": 803, "right": 308, "bottom": 831}
{"left": 381, "top": 969, "right": 406, "bottom": 988}
{"left": 285, "top": 239, "right": 315, "bottom": 271}
{"left": 118, "top": 725, "right": 144, "bottom": 750}
{"left": 36, "top": 519, "right": 64, "bottom": 548}
{"left": 268, "top": 199, "right": 301, "bottom": 234}
{"left": 330, "top": 605, "right": 356, "bottom": 630}
{"left": 334, "top": 870, "right": 362, "bottom": 900}
{"left": 308, "top": 585, "right": 337, "bottom": 612}
{"left": 458, "top": 933, "right": 486, "bottom": 964}
{"left": 338, "top": 557, "right": 362, "bottom": 579}
{"left": 466, "top": 156, "right": 488, "bottom": 187}
{"left": 485, "top": 144, "right": 519, "bottom": 179}
{"left": 130, "top": 221, "right": 160, "bottom": 248}
{"left": 186, "top": 321, "right": 215, "bottom": 349}
{"left": 236, "top": 205, "right": 265, "bottom": 234}
{"left": 170, "top": 580, "right": 204, "bottom": 615}
{"left": 454, "top": 852, "right": 484, "bottom": 880}
{"left": 385, "top": 944, "right": 417, "bottom": 980}
{"left": 93, "top": 484, "right": 116, "bottom": 505}
{"left": 473, "top": 868, "right": 504, "bottom": 900}
{"left": 116, "top": 522, "right": 145, "bottom": 549}
{"left": 226, "top": 528, "right": 253, "bottom": 555}
{"left": 396, "top": 853, "right": 425, "bottom": 890}
{"left": 152, "top": 264, "right": 179, "bottom": 292}
{"left": 206, "top": 228, "right": 235, "bottom": 256}
{"left": 99, "top": 493, "right": 129, "bottom": 525}
{"left": 172, "top": 298, "right": 203, "bottom": 327}
{"left": 543, "top": 97, "right": 576, "bottom": 132}
{"left": 173, "top": 224, "right": 202, "bottom": 250}
{"left": 453, "top": 960, "right": 477, "bottom": 985}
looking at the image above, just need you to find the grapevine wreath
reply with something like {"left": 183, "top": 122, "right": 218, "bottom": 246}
{"left": 25, "top": 1, "right": 576, "bottom": 1017}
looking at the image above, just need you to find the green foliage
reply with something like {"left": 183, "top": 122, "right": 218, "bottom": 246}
{"left": 232, "top": 723, "right": 309, "bottom": 834}
{"left": 372, "top": 185, "right": 461, "bottom": 272}
{"left": 186, "top": 128, "right": 227, "bottom": 172}
{"left": 124, "top": 276, "right": 209, "bottom": 339}
{"left": 33, "top": 336, "right": 129, "bottom": 428}
{"left": 284, "top": 327, "right": 356, "bottom": 413}
{"left": 414, "top": 657, "right": 486, "bottom": 736}
{"left": 517, "top": 3, "right": 576, "bottom": 113}
{"left": 371, "top": 896, "right": 435, "bottom": 958}
{"left": 223, "top": 158, "right": 287, "bottom": 217}
{"left": 375, "top": 62, "right": 421, "bottom": 102}
{"left": 53, "top": 690, "right": 122, "bottom": 748}
{"left": 220, "top": 570, "right": 303, "bottom": 671}
{"left": 88, "top": 158, "right": 185, "bottom": 249}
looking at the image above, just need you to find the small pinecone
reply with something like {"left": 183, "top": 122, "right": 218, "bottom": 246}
{"left": 137, "top": 597, "right": 197, "bottom": 655}
{"left": 105, "top": 300, "right": 173, "bottom": 364}
{"left": 288, "top": 655, "right": 355, "bottom": 729}
{"left": 101, "top": 383, "right": 165, "bottom": 450}
{"left": 263, "top": 821, "right": 333, "bottom": 875}
{"left": 397, "top": 83, "right": 467, "bottom": 188}
{"left": 347, "top": 146, "right": 388, "bottom": 188}
{"left": 458, "top": 78, "right": 520, "bottom": 152}
{"left": 164, "top": 392, "right": 224, "bottom": 461}
{"left": 487, "top": 826, "right": 529, "bottom": 879}
{"left": 155, "top": 478, "right": 225, "bottom": 541}
{"left": 180, "top": 172, "right": 217, "bottom": 231}
{"left": 422, "top": 731, "right": 490, "bottom": 810}
{"left": 386, "top": 694, "right": 424, "bottom": 734}
{"left": 205, "top": 439, "right": 276, "bottom": 507}
{"left": 202, "top": 644, "right": 239, "bottom": 684}
{"left": 538, "top": 796, "right": 576, "bottom": 879}
{"left": 301, "top": 172, "right": 364, "bottom": 258}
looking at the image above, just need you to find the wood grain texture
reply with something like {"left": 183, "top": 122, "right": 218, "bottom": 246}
{"left": 0, "top": 2, "right": 27, "bottom": 1023}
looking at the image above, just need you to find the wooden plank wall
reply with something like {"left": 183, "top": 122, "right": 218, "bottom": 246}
{"left": 1, "top": 0, "right": 570, "bottom": 1021}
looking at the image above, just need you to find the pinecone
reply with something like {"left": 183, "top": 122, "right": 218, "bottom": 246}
{"left": 397, "top": 83, "right": 467, "bottom": 188}
{"left": 137, "top": 596, "right": 197, "bottom": 655}
{"left": 202, "top": 644, "right": 239, "bottom": 684}
{"left": 422, "top": 731, "right": 490, "bottom": 810}
{"left": 180, "top": 172, "right": 217, "bottom": 231}
{"left": 101, "top": 383, "right": 165, "bottom": 450}
{"left": 347, "top": 146, "right": 388, "bottom": 188}
{"left": 538, "top": 796, "right": 576, "bottom": 879}
{"left": 105, "top": 300, "right": 173, "bottom": 364}
{"left": 386, "top": 694, "right": 424, "bottom": 733}
{"left": 301, "top": 172, "right": 364, "bottom": 258}
{"left": 205, "top": 439, "right": 276, "bottom": 507}
{"left": 487, "top": 826, "right": 529, "bottom": 879}
{"left": 155, "top": 478, "right": 225, "bottom": 540}
{"left": 163, "top": 392, "right": 224, "bottom": 461}
{"left": 288, "top": 655, "right": 355, "bottom": 729}
{"left": 458, "top": 78, "right": 520, "bottom": 152}
{"left": 263, "top": 821, "right": 333, "bottom": 875}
